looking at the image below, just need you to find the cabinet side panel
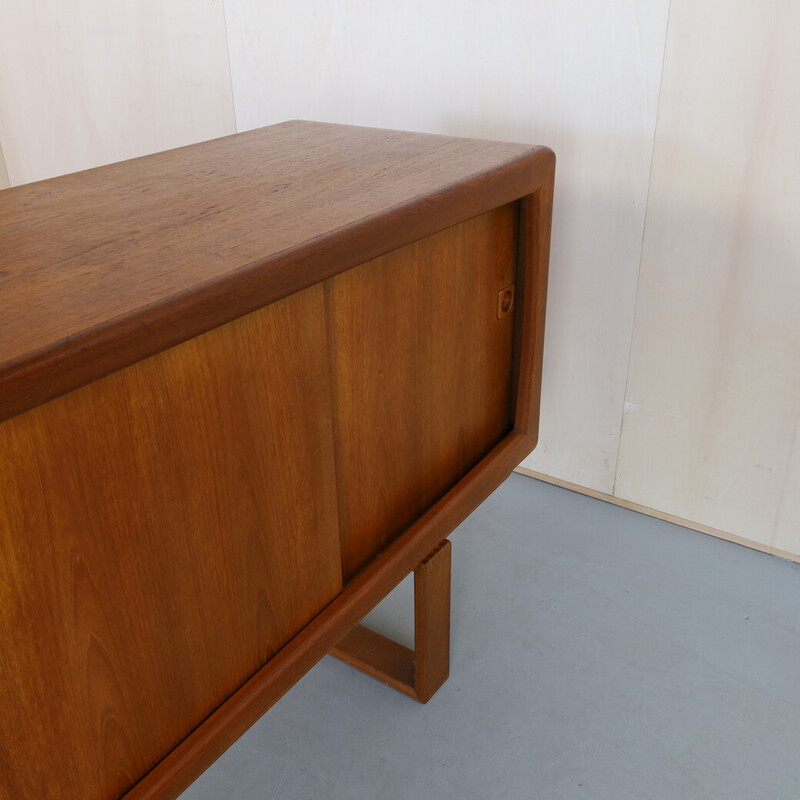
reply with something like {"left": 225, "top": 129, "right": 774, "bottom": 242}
{"left": 0, "top": 285, "right": 342, "bottom": 800}
{"left": 327, "top": 204, "right": 518, "bottom": 581}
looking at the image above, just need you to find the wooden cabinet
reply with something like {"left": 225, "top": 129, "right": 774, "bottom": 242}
{"left": 0, "top": 121, "right": 554, "bottom": 800}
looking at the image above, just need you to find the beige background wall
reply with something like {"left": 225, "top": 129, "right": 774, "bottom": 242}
{"left": 1, "top": 1, "right": 797, "bottom": 558}
{"left": 0, "top": 0, "right": 235, "bottom": 185}
{"left": 615, "top": 0, "right": 800, "bottom": 557}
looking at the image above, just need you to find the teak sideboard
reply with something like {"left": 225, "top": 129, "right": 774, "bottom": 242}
{"left": 0, "top": 121, "right": 554, "bottom": 800}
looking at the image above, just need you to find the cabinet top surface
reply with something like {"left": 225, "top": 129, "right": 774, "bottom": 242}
{"left": 0, "top": 120, "right": 552, "bottom": 420}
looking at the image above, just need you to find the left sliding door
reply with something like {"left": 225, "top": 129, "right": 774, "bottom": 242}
{"left": 0, "top": 284, "right": 342, "bottom": 800}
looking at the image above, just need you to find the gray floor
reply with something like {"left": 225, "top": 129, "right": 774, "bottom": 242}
{"left": 180, "top": 474, "right": 800, "bottom": 799}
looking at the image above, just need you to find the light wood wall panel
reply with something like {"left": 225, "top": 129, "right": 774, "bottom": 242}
{"left": 0, "top": 1, "right": 235, "bottom": 185}
{"left": 616, "top": 1, "right": 800, "bottom": 554}
{"left": 223, "top": 0, "right": 671, "bottom": 494}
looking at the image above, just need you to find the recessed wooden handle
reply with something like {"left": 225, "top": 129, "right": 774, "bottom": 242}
{"left": 497, "top": 283, "right": 515, "bottom": 319}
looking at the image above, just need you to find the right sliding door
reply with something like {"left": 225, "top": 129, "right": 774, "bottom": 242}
{"left": 325, "top": 202, "right": 520, "bottom": 581}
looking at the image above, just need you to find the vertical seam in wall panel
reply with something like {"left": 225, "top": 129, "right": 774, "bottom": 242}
{"left": 611, "top": 0, "right": 674, "bottom": 498}
{"left": 220, "top": 0, "right": 240, "bottom": 132}
{"left": 0, "top": 139, "right": 9, "bottom": 188}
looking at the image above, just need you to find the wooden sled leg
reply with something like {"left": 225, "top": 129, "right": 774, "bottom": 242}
{"left": 330, "top": 539, "right": 451, "bottom": 703}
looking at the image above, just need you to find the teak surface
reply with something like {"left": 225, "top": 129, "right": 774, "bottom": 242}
{"left": 328, "top": 203, "right": 517, "bottom": 579}
{"left": 331, "top": 539, "right": 452, "bottom": 702}
{"left": 0, "top": 120, "right": 549, "bottom": 422}
{"left": 0, "top": 121, "right": 556, "bottom": 800}
{"left": 0, "top": 287, "right": 343, "bottom": 800}
{"left": 0, "top": 207, "right": 518, "bottom": 800}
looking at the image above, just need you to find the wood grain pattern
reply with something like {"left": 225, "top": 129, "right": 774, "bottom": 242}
{"left": 117, "top": 167, "right": 552, "bottom": 798}
{"left": 327, "top": 204, "right": 518, "bottom": 580}
{"left": 121, "top": 433, "right": 534, "bottom": 800}
{"left": 0, "top": 120, "right": 552, "bottom": 423}
{"left": 330, "top": 626, "right": 417, "bottom": 698}
{"left": 0, "top": 285, "right": 342, "bottom": 800}
{"left": 413, "top": 539, "right": 451, "bottom": 702}
{"left": 0, "top": 122, "right": 556, "bottom": 800}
